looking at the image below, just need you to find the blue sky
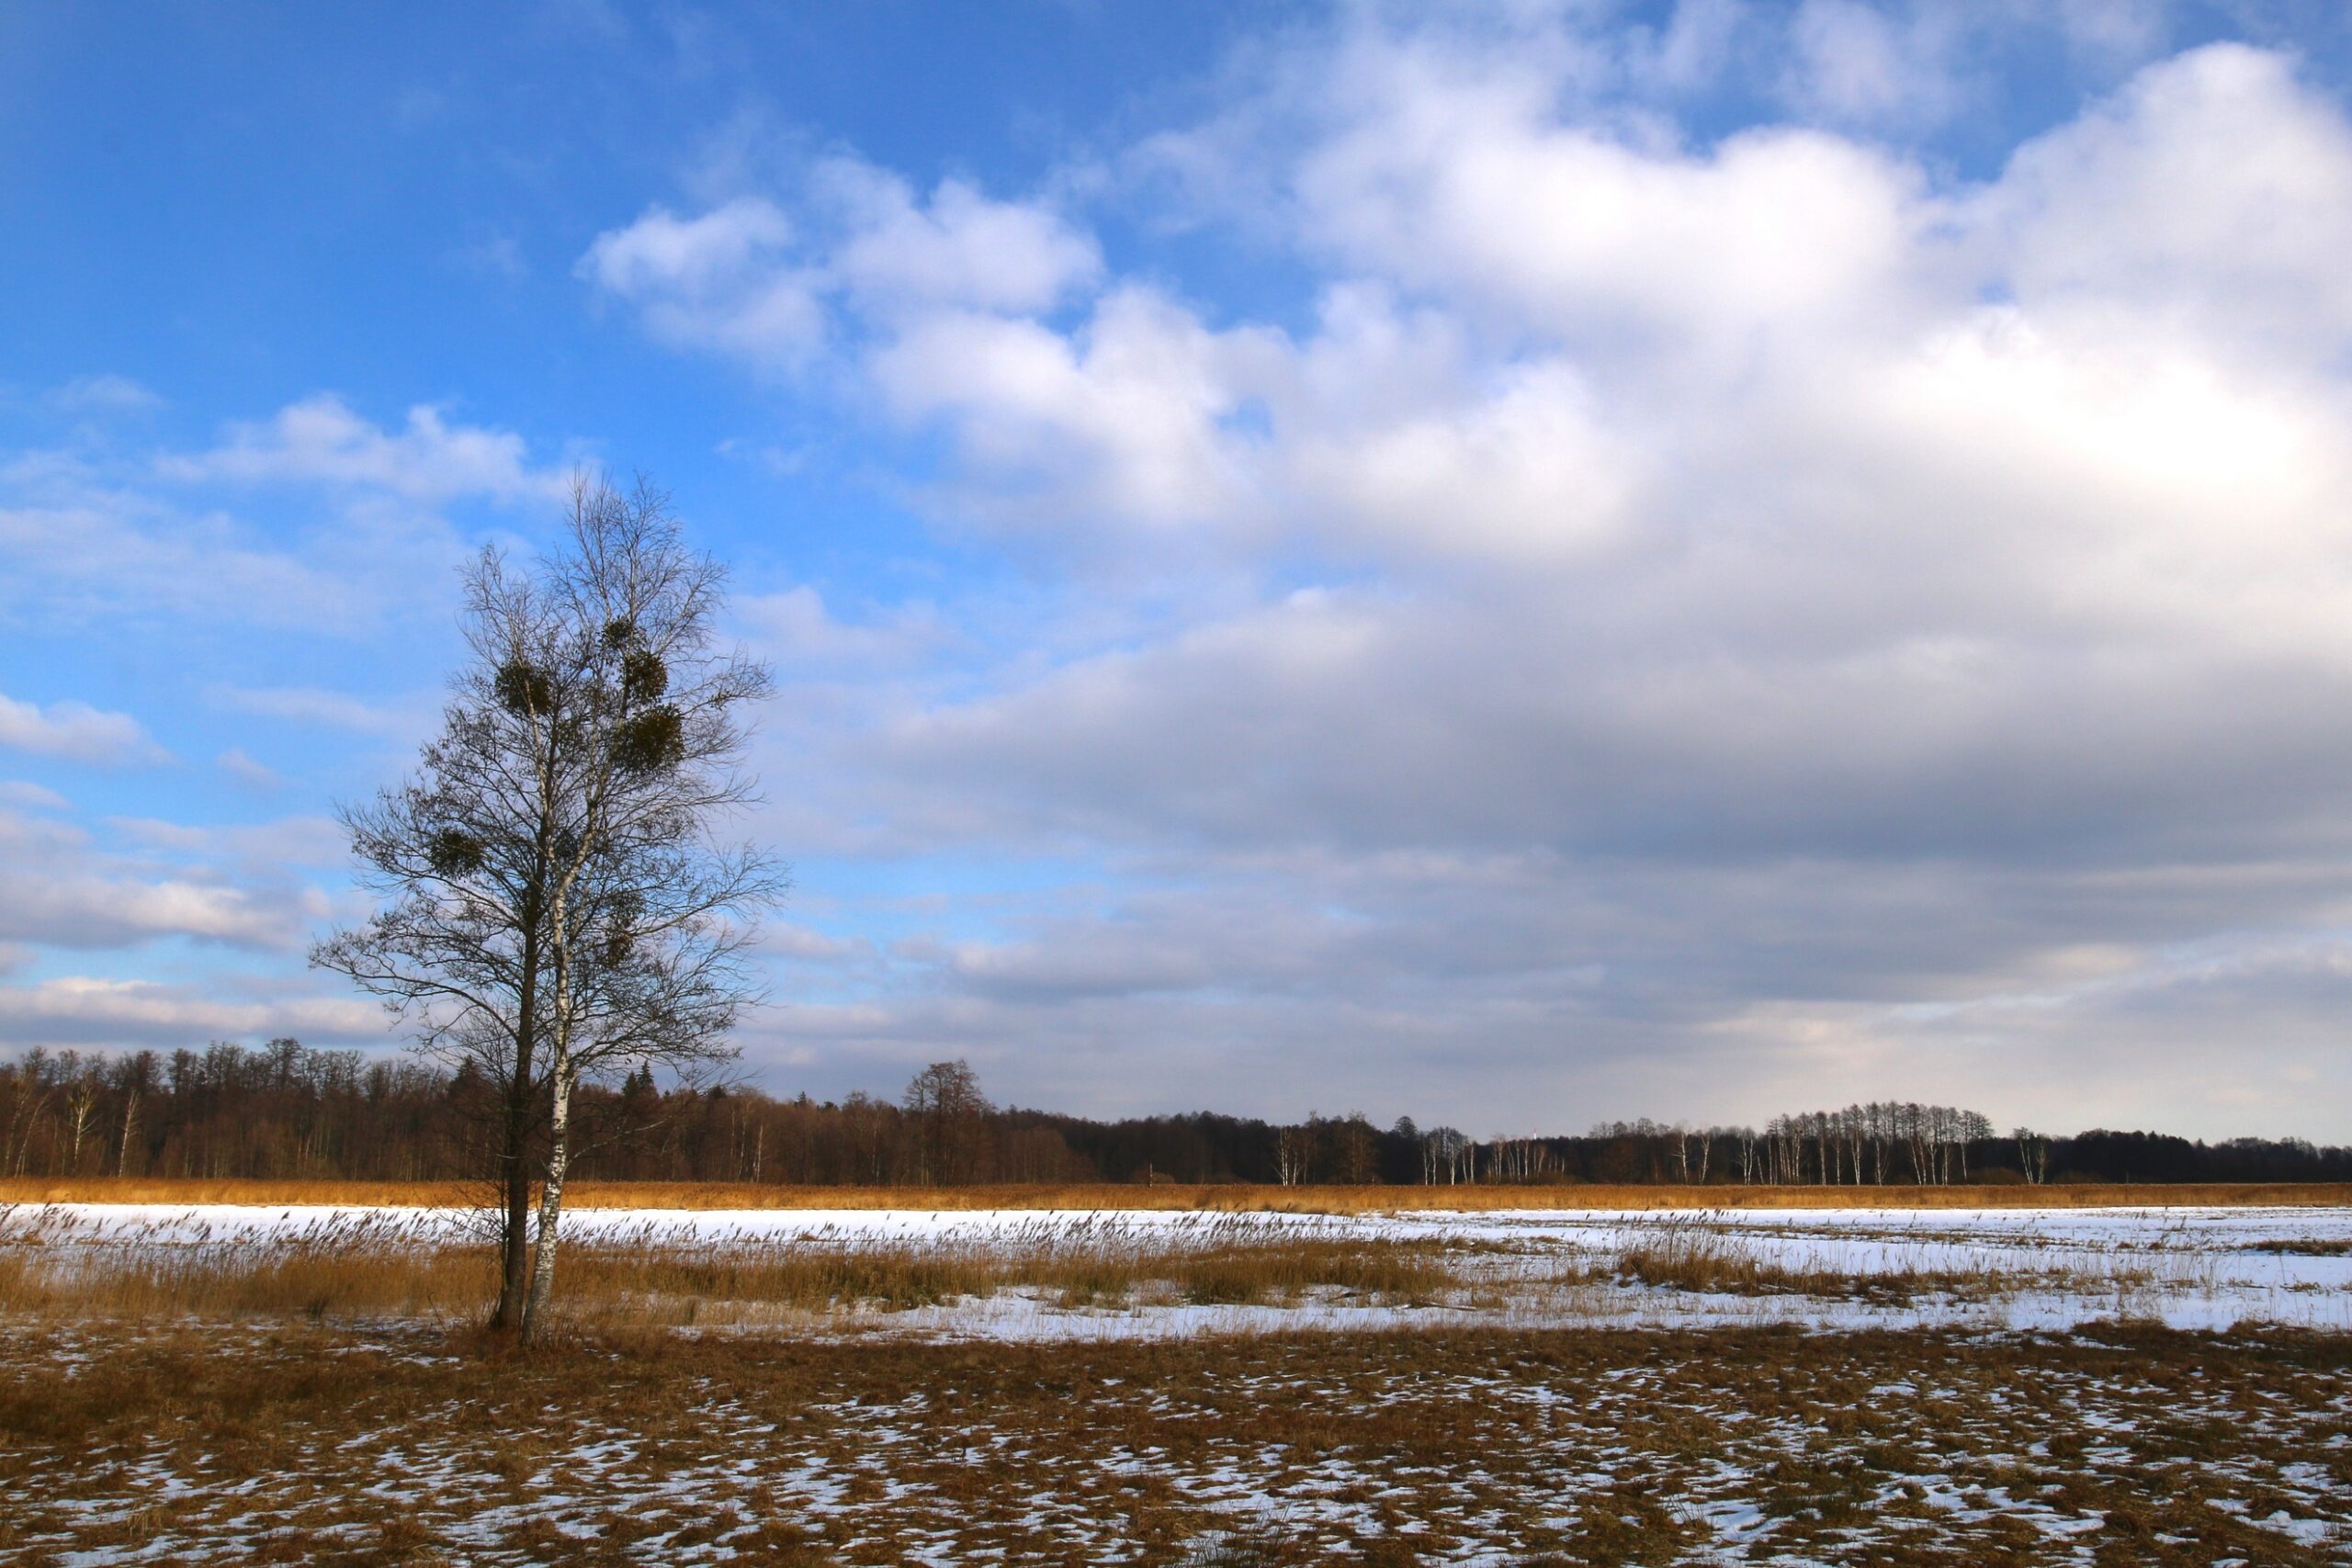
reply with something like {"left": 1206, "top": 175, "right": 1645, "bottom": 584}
{"left": 9, "top": 1, "right": 2352, "bottom": 1138}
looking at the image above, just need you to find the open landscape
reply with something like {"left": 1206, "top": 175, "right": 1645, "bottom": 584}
{"left": 11, "top": 1186, "right": 2352, "bottom": 1338}
{"left": 17, "top": 4, "right": 2352, "bottom": 1563}
{"left": 12, "top": 1318, "right": 2352, "bottom": 1566}
{"left": 7, "top": 1187, "right": 2352, "bottom": 1563}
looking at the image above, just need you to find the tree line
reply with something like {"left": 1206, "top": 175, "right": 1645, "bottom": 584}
{"left": 9, "top": 1040, "right": 2347, "bottom": 1189}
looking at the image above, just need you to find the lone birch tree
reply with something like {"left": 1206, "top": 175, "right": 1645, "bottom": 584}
{"left": 314, "top": 474, "right": 781, "bottom": 1339}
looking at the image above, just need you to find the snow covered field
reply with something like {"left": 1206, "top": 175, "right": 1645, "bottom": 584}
{"left": 11, "top": 1201, "right": 2350, "bottom": 1337}
{"left": 11, "top": 1203, "right": 2352, "bottom": 1562}
{"left": 10, "top": 1311, "right": 2351, "bottom": 1563}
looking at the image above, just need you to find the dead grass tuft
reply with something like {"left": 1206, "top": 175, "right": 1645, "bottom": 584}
{"left": 2237, "top": 1237, "right": 2352, "bottom": 1257}
{"left": 1608, "top": 1219, "right": 2061, "bottom": 1303}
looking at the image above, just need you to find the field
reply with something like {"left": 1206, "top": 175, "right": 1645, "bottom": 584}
{"left": 9, "top": 1322, "right": 2350, "bottom": 1566}
{"left": 8, "top": 1177, "right": 2350, "bottom": 1211}
{"left": 7, "top": 1190, "right": 2352, "bottom": 1564}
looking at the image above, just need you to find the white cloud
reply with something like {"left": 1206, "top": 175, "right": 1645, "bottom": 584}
{"left": 1778, "top": 0, "right": 1976, "bottom": 127}
{"left": 868, "top": 288, "right": 1284, "bottom": 536}
{"left": 0, "top": 805, "right": 334, "bottom": 953}
{"left": 0, "top": 693, "right": 164, "bottom": 766}
{"left": 819, "top": 159, "right": 1101, "bottom": 313}
{"left": 0, "top": 863, "right": 306, "bottom": 952}
{"left": 581, "top": 157, "right": 1102, "bottom": 377}
{"left": 210, "top": 683, "right": 437, "bottom": 739}
{"left": 0, "top": 976, "right": 385, "bottom": 1049}
{"left": 738, "top": 585, "right": 947, "bottom": 670}
{"left": 0, "top": 781, "right": 70, "bottom": 811}
{"left": 1984, "top": 43, "right": 2352, "bottom": 355}
{"left": 104, "top": 811, "right": 346, "bottom": 870}
{"left": 588, "top": 19, "right": 2352, "bottom": 1134}
{"left": 49, "top": 373, "right": 164, "bottom": 413}
{"left": 0, "top": 491, "right": 395, "bottom": 634}
{"left": 163, "top": 394, "right": 562, "bottom": 503}
{"left": 1292, "top": 85, "right": 1932, "bottom": 359}
{"left": 581, "top": 197, "right": 826, "bottom": 366}
{"left": 588, "top": 197, "right": 796, "bottom": 297}
{"left": 215, "top": 748, "right": 281, "bottom": 789}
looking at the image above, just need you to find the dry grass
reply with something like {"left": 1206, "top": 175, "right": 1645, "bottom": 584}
{"left": 4, "top": 1320, "right": 2347, "bottom": 1564}
{"left": 0, "top": 1209, "right": 495, "bottom": 1322}
{"left": 0, "top": 1201, "right": 2247, "bottom": 1330}
{"left": 2238, "top": 1236, "right": 2352, "bottom": 1257}
{"left": 1603, "top": 1220, "right": 2105, "bottom": 1304}
{"left": 10, "top": 1175, "right": 2347, "bottom": 1211}
{"left": 0, "top": 1209, "right": 1459, "bottom": 1325}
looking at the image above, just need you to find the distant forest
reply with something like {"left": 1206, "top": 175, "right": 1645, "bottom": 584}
{"left": 5, "top": 1039, "right": 2347, "bottom": 1188}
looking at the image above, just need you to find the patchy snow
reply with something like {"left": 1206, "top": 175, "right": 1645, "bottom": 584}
{"left": 8, "top": 1200, "right": 2351, "bottom": 1338}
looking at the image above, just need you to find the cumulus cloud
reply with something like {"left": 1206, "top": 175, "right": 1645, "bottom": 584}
{"left": 820, "top": 160, "right": 1101, "bottom": 313}
{"left": 581, "top": 155, "right": 1102, "bottom": 376}
{"left": 869, "top": 288, "right": 1285, "bottom": 537}
{"left": 571, "top": 17, "right": 2352, "bottom": 1135}
{"left": 738, "top": 585, "right": 947, "bottom": 670}
{"left": 0, "top": 805, "right": 331, "bottom": 953}
{"left": 580, "top": 197, "right": 824, "bottom": 364}
{"left": 1983, "top": 42, "right": 2352, "bottom": 355}
{"left": 163, "top": 394, "right": 563, "bottom": 502}
{"left": 0, "top": 693, "right": 164, "bottom": 766}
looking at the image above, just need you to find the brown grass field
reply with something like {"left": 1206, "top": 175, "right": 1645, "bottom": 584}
{"left": 0, "top": 1201, "right": 2228, "bottom": 1328}
{"left": 0, "top": 1221, "right": 1469, "bottom": 1325}
{"left": 6, "top": 1320, "right": 2348, "bottom": 1565}
{"left": 0, "top": 1202, "right": 2250, "bottom": 1330}
{"left": 8, "top": 1182, "right": 2352, "bottom": 1562}
{"left": 9, "top": 1176, "right": 2348, "bottom": 1210}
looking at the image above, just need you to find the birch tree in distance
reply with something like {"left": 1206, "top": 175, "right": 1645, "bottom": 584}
{"left": 313, "top": 475, "right": 782, "bottom": 1341}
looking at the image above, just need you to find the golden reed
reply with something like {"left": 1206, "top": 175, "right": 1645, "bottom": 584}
{"left": 6, "top": 1176, "right": 2347, "bottom": 1211}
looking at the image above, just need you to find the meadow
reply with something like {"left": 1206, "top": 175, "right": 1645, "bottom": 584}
{"left": 7, "top": 1176, "right": 2348, "bottom": 1211}
{"left": 7, "top": 1186, "right": 2352, "bottom": 1563}
{"left": 7, "top": 1320, "right": 2350, "bottom": 1564}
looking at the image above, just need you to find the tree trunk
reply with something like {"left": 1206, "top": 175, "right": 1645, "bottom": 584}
{"left": 519, "top": 1056, "right": 575, "bottom": 1345}
{"left": 493, "top": 931, "right": 540, "bottom": 1331}
{"left": 116, "top": 1089, "right": 139, "bottom": 1177}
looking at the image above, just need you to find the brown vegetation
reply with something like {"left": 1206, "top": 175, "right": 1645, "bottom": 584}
{"left": 0, "top": 1211, "right": 1461, "bottom": 1325}
{"left": 5, "top": 1320, "right": 2347, "bottom": 1564}
{"left": 1602, "top": 1219, "right": 2106, "bottom": 1303}
{"left": 8, "top": 1174, "right": 2349, "bottom": 1211}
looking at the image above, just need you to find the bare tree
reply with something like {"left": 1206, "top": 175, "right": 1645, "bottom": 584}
{"left": 1273, "top": 1122, "right": 1314, "bottom": 1186}
{"left": 1419, "top": 1126, "right": 1471, "bottom": 1185}
{"left": 113, "top": 1051, "right": 153, "bottom": 1178}
{"left": 1665, "top": 1124, "right": 1690, "bottom": 1183}
{"left": 1331, "top": 1112, "right": 1379, "bottom": 1184}
{"left": 6, "top": 1048, "right": 52, "bottom": 1177}
{"left": 62, "top": 1059, "right": 99, "bottom": 1175}
{"left": 904, "top": 1060, "right": 990, "bottom": 1185}
{"left": 2014, "top": 1126, "right": 2052, "bottom": 1185}
{"left": 314, "top": 475, "right": 781, "bottom": 1340}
